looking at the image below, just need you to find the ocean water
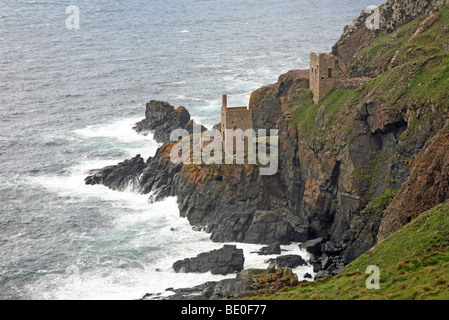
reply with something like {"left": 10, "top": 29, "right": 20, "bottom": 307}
{"left": 0, "top": 0, "right": 383, "bottom": 300}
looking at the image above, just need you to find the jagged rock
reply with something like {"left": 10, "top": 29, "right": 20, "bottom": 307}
{"left": 184, "top": 119, "right": 207, "bottom": 135}
{"left": 266, "top": 263, "right": 276, "bottom": 274}
{"left": 84, "top": 154, "right": 146, "bottom": 191}
{"left": 172, "top": 245, "right": 244, "bottom": 275}
{"left": 258, "top": 242, "right": 281, "bottom": 255}
{"left": 133, "top": 100, "right": 191, "bottom": 144}
{"left": 148, "top": 266, "right": 300, "bottom": 300}
{"left": 268, "top": 255, "right": 307, "bottom": 269}
{"left": 320, "top": 254, "right": 331, "bottom": 270}
{"left": 322, "top": 241, "right": 344, "bottom": 255}
{"left": 314, "top": 270, "right": 329, "bottom": 280}
{"left": 329, "top": 262, "right": 345, "bottom": 276}
{"left": 87, "top": 4, "right": 449, "bottom": 285}
{"left": 299, "top": 238, "right": 323, "bottom": 256}
{"left": 250, "top": 69, "right": 309, "bottom": 131}
{"left": 207, "top": 208, "right": 308, "bottom": 245}
{"left": 380, "top": 0, "right": 448, "bottom": 33}
{"left": 311, "top": 258, "right": 322, "bottom": 273}
{"left": 158, "top": 266, "right": 300, "bottom": 300}
{"left": 332, "top": 0, "right": 449, "bottom": 77}
{"left": 241, "top": 211, "right": 300, "bottom": 245}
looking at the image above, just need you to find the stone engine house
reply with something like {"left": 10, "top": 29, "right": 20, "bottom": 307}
{"left": 310, "top": 52, "right": 346, "bottom": 103}
{"left": 309, "top": 52, "right": 370, "bottom": 104}
{"left": 221, "top": 94, "right": 253, "bottom": 147}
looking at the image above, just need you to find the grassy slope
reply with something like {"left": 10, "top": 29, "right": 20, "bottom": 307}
{"left": 248, "top": 5, "right": 449, "bottom": 300}
{"left": 247, "top": 203, "right": 449, "bottom": 300}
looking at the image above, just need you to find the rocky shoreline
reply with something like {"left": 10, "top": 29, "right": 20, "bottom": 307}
{"left": 85, "top": 0, "right": 449, "bottom": 300}
{"left": 138, "top": 239, "right": 345, "bottom": 300}
{"left": 142, "top": 266, "right": 303, "bottom": 301}
{"left": 141, "top": 244, "right": 311, "bottom": 300}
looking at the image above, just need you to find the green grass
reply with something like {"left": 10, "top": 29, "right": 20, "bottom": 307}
{"left": 365, "top": 188, "right": 399, "bottom": 216}
{"left": 289, "top": 87, "right": 362, "bottom": 140}
{"left": 258, "top": 2, "right": 449, "bottom": 302}
{"left": 351, "top": 152, "right": 385, "bottom": 197}
{"left": 288, "top": 4, "right": 449, "bottom": 144}
{"left": 243, "top": 203, "right": 449, "bottom": 300}
{"left": 355, "top": 4, "right": 449, "bottom": 124}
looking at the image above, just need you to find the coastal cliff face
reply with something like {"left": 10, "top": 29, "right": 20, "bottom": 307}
{"left": 282, "top": 0, "right": 449, "bottom": 263}
{"left": 377, "top": 125, "right": 449, "bottom": 241}
{"left": 87, "top": 77, "right": 312, "bottom": 245}
{"left": 85, "top": 0, "right": 449, "bottom": 279}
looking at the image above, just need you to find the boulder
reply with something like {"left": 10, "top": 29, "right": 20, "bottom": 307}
{"left": 299, "top": 238, "right": 323, "bottom": 256}
{"left": 314, "top": 270, "right": 329, "bottom": 280}
{"left": 268, "top": 255, "right": 307, "bottom": 269}
{"left": 172, "top": 245, "right": 244, "bottom": 275}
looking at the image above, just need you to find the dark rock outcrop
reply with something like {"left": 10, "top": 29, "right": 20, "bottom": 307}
{"left": 172, "top": 245, "right": 244, "bottom": 275}
{"left": 84, "top": 155, "right": 147, "bottom": 191}
{"left": 267, "top": 255, "right": 307, "bottom": 269}
{"left": 133, "top": 100, "right": 190, "bottom": 144}
{"left": 133, "top": 100, "right": 206, "bottom": 145}
{"left": 380, "top": 0, "right": 448, "bottom": 33}
{"left": 250, "top": 69, "right": 309, "bottom": 131}
{"left": 257, "top": 242, "right": 281, "bottom": 255}
{"left": 333, "top": 0, "right": 449, "bottom": 77}
{"left": 299, "top": 238, "right": 323, "bottom": 256}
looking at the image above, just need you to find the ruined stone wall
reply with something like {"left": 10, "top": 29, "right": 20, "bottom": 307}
{"left": 310, "top": 53, "right": 320, "bottom": 103}
{"left": 224, "top": 108, "right": 253, "bottom": 132}
{"left": 310, "top": 53, "right": 338, "bottom": 103}
{"left": 310, "top": 52, "right": 361, "bottom": 103}
{"left": 220, "top": 94, "right": 253, "bottom": 154}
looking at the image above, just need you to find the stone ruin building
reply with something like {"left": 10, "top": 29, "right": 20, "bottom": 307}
{"left": 309, "top": 52, "right": 371, "bottom": 103}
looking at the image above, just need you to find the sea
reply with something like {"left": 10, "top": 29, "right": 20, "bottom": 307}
{"left": 0, "top": 0, "right": 383, "bottom": 300}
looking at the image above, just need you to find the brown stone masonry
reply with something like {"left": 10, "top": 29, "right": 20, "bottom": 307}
{"left": 309, "top": 52, "right": 369, "bottom": 103}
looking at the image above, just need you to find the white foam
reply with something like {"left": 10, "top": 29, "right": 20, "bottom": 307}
{"left": 73, "top": 117, "right": 160, "bottom": 159}
{"left": 24, "top": 190, "right": 314, "bottom": 299}
{"left": 26, "top": 117, "right": 314, "bottom": 300}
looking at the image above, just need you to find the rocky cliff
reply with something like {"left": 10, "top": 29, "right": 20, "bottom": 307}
{"left": 85, "top": 0, "right": 449, "bottom": 283}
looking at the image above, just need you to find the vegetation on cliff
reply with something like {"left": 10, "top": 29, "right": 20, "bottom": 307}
{"left": 243, "top": 1, "right": 449, "bottom": 299}
{"left": 86, "top": 1, "right": 449, "bottom": 300}
{"left": 290, "top": 4, "right": 449, "bottom": 146}
{"left": 245, "top": 203, "right": 449, "bottom": 300}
